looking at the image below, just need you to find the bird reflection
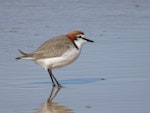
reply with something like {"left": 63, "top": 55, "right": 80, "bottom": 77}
{"left": 47, "top": 86, "right": 61, "bottom": 102}
{"left": 34, "top": 86, "right": 74, "bottom": 113}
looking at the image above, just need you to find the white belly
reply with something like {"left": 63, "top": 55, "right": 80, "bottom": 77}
{"left": 36, "top": 48, "right": 80, "bottom": 70}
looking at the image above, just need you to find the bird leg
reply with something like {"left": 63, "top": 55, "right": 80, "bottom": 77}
{"left": 51, "top": 73, "right": 62, "bottom": 87}
{"left": 48, "top": 69, "right": 56, "bottom": 86}
{"left": 48, "top": 69, "right": 62, "bottom": 87}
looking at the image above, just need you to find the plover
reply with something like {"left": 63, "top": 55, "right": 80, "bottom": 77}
{"left": 16, "top": 30, "right": 94, "bottom": 87}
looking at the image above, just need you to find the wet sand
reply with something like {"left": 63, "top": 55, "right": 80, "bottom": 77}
{"left": 0, "top": 0, "right": 150, "bottom": 113}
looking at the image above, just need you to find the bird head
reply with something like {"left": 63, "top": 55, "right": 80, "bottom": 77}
{"left": 66, "top": 30, "right": 94, "bottom": 49}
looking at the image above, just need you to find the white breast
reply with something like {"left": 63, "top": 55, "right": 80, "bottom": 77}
{"left": 36, "top": 47, "right": 81, "bottom": 70}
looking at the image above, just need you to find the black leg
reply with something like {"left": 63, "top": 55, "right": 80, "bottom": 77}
{"left": 48, "top": 69, "right": 62, "bottom": 87}
{"left": 51, "top": 73, "right": 62, "bottom": 87}
{"left": 48, "top": 69, "right": 55, "bottom": 86}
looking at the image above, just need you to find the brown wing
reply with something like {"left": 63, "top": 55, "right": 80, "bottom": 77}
{"left": 29, "top": 35, "right": 74, "bottom": 59}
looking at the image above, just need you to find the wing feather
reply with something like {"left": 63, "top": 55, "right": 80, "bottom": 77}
{"left": 30, "top": 35, "right": 74, "bottom": 59}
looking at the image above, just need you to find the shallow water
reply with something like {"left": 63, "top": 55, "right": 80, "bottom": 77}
{"left": 1, "top": 0, "right": 150, "bottom": 113}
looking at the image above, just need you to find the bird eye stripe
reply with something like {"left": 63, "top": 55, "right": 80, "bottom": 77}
{"left": 76, "top": 34, "right": 85, "bottom": 38}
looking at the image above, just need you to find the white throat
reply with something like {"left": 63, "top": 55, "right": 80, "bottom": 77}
{"left": 74, "top": 38, "right": 87, "bottom": 50}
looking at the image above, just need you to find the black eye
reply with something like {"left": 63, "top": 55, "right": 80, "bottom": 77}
{"left": 75, "top": 35, "right": 82, "bottom": 40}
{"left": 78, "top": 35, "right": 82, "bottom": 38}
{"left": 75, "top": 34, "right": 84, "bottom": 40}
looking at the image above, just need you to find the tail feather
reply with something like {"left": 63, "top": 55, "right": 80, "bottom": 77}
{"left": 15, "top": 49, "right": 32, "bottom": 60}
{"left": 18, "top": 49, "right": 28, "bottom": 56}
{"left": 15, "top": 56, "right": 23, "bottom": 60}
